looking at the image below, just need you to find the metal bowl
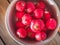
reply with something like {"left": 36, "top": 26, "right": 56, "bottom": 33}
{"left": 5, "top": 0, "right": 60, "bottom": 45}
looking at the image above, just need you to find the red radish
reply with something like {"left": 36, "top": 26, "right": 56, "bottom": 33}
{"left": 35, "top": 32, "right": 41, "bottom": 41}
{"left": 22, "top": 14, "right": 32, "bottom": 25}
{"left": 16, "top": 1, "right": 26, "bottom": 12}
{"left": 35, "top": 32, "right": 46, "bottom": 41}
{"left": 16, "top": 28, "right": 27, "bottom": 38}
{"left": 34, "top": 9, "right": 43, "bottom": 18}
{"left": 30, "top": 20, "right": 45, "bottom": 32}
{"left": 16, "top": 21, "right": 25, "bottom": 28}
{"left": 16, "top": 12, "right": 24, "bottom": 18}
{"left": 41, "top": 32, "right": 47, "bottom": 40}
{"left": 46, "top": 18, "right": 57, "bottom": 30}
{"left": 36, "top": 2, "right": 46, "bottom": 9}
{"left": 27, "top": 2, "right": 35, "bottom": 13}
{"left": 44, "top": 10, "right": 51, "bottom": 21}
{"left": 27, "top": 28, "right": 35, "bottom": 38}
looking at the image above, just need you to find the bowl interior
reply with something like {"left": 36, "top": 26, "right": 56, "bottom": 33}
{"left": 5, "top": 0, "right": 59, "bottom": 45}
